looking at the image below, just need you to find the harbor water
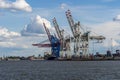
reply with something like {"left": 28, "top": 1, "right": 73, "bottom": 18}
{"left": 0, "top": 60, "right": 120, "bottom": 80}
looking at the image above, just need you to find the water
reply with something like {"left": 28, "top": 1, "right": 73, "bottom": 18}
{"left": 0, "top": 60, "right": 120, "bottom": 80}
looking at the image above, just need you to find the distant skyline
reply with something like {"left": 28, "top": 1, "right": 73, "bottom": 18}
{"left": 0, "top": 0, "right": 120, "bottom": 57}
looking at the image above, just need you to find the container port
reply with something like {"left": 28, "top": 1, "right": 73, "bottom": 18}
{"left": 32, "top": 10, "right": 120, "bottom": 61}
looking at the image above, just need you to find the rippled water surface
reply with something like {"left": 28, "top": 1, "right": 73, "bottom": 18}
{"left": 0, "top": 60, "right": 120, "bottom": 80}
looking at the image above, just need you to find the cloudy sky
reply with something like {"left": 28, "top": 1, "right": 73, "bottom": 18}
{"left": 0, "top": 0, "right": 120, "bottom": 57}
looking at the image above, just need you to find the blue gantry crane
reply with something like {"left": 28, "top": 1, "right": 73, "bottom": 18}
{"left": 32, "top": 23, "right": 60, "bottom": 60}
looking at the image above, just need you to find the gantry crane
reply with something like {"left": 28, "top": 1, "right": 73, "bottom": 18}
{"left": 66, "top": 10, "right": 83, "bottom": 56}
{"left": 52, "top": 18, "right": 64, "bottom": 57}
{"left": 66, "top": 10, "right": 105, "bottom": 57}
{"left": 32, "top": 23, "right": 60, "bottom": 60}
{"left": 52, "top": 17, "right": 71, "bottom": 58}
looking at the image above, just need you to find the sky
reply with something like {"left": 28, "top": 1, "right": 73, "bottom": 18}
{"left": 0, "top": 0, "right": 120, "bottom": 57}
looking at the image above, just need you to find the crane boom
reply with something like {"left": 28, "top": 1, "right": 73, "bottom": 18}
{"left": 66, "top": 10, "right": 75, "bottom": 37}
{"left": 43, "top": 23, "right": 51, "bottom": 43}
{"left": 52, "top": 17, "right": 62, "bottom": 39}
